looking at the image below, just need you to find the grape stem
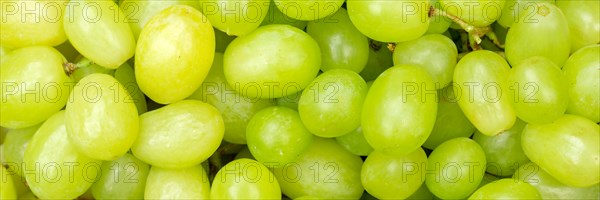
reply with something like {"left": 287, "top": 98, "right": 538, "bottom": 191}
{"left": 63, "top": 62, "right": 77, "bottom": 76}
{"left": 430, "top": 6, "right": 505, "bottom": 50}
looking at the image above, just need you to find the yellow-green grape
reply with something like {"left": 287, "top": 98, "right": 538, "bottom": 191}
{"left": 439, "top": 0, "right": 506, "bottom": 27}
{"left": 362, "top": 148, "right": 428, "bottom": 199}
{"left": 425, "top": 137, "right": 486, "bottom": 199}
{"left": 505, "top": 2, "right": 570, "bottom": 67}
{"left": 514, "top": 162, "right": 600, "bottom": 199}
{"left": 359, "top": 41, "right": 394, "bottom": 82}
{"left": 521, "top": 114, "right": 599, "bottom": 187}
{"left": 1, "top": 166, "right": 17, "bottom": 199}
{"left": 273, "top": 138, "right": 363, "bottom": 199}
{"left": 188, "top": 53, "right": 275, "bottom": 144}
{"left": 276, "top": 91, "right": 301, "bottom": 110}
{"left": 145, "top": 165, "right": 210, "bottom": 199}
{"left": 223, "top": 25, "right": 320, "bottom": 99}
{"left": 1, "top": 46, "right": 72, "bottom": 129}
{"left": 214, "top": 28, "right": 236, "bottom": 53}
{"left": 563, "top": 45, "right": 600, "bottom": 123}
{"left": 496, "top": 0, "right": 554, "bottom": 28}
{"left": 274, "top": 0, "right": 343, "bottom": 21}
{"left": 453, "top": 50, "right": 515, "bottom": 136}
{"left": 114, "top": 63, "right": 148, "bottom": 114}
{"left": 199, "top": 0, "right": 270, "bottom": 36}
{"left": 23, "top": 111, "right": 101, "bottom": 199}
{"left": 64, "top": 0, "right": 135, "bottom": 69}
{"left": 211, "top": 159, "right": 281, "bottom": 199}
{"left": 422, "top": 85, "right": 475, "bottom": 150}
{"left": 260, "top": 0, "right": 307, "bottom": 29}
{"left": 362, "top": 65, "right": 437, "bottom": 155}
{"left": 91, "top": 153, "right": 150, "bottom": 199}
{"left": 70, "top": 57, "right": 115, "bottom": 83}
{"left": 307, "top": 8, "right": 369, "bottom": 73}
{"left": 131, "top": 100, "right": 224, "bottom": 169}
{"left": 508, "top": 56, "right": 568, "bottom": 124}
{"left": 3, "top": 124, "right": 40, "bottom": 177}
{"left": 473, "top": 119, "right": 529, "bottom": 177}
{"left": 120, "top": 0, "right": 200, "bottom": 39}
{"left": 65, "top": 74, "right": 139, "bottom": 160}
{"left": 347, "top": 0, "right": 430, "bottom": 42}
{"left": 0, "top": 0, "right": 67, "bottom": 47}
{"left": 135, "top": 5, "right": 215, "bottom": 104}
{"left": 299, "top": 69, "right": 368, "bottom": 137}
{"left": 335, "top": 126, "right": 374, "bottom": 156}
{"left": 427, "top": 0, "right": 452, "bottom": 34}
{"left": 392, "top": 34, "right": 458, "bottom": 88}
{"left": 468, "top": 179, "right": 541, "bottom": 199}
{"left": 556, "top": 0, "right": 599, "bottom": 53}
{"left": 0, "top": 45, "right": 11, "bottom": 64}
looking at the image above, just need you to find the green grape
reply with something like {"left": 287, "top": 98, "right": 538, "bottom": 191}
{"left": 299, "top": 69, "right": 368, "bottom": 137}
{"left": 473, "top": 119, "right": 529, "bottom": 177}
{"left": 496, "top": 0, "right": 554, "bottom": 28}
{"left": 260, "top": 0, "right": 307, "bottom": 29}
{"left": 272, "top": 138, "right": 363, "bottom": 199}
{"left": 556, "top": 0, "right": 599, "bottom": 53}
{"left": 362, "top": 148, "right": 428, "bottom": 199}
{"left": 55, "top": 41, "right": 80, "bottom": 62}
{"left": 64, "top": 0, "right": 135, "bottom": 69}
{"left": 65, "top": 74, "right": 138, "bottom": 160}
{"left": 70, "top": 57, "right": 115, "bottom": 83}
{"left": 276, "top": 91, "right": 301, "bottom": 110}
{"left": 199, "top": 0, "right": 270, "bottom": 36}
{"left": 135, "top": 5, "right": 215, "bottom": 104}
{"left": 468, "top": 179, "right": 541, "bottom": 199}
{"left": 223, "top": 24, "right": 320, "bottom": 99}
{"left": 23, "top": 111, "right": 101, "bottom": 199}
{"left": 453, "top": 50, "right": 515, "bottom": 136}
{"left": 307, "top": 8, "right": 369, "bottom": 73}
{"left": 362, "top": 64, "right": 437, "bottom": 155}
{"left": 563, "top": 45, "right": 600, "bottom": 123}
{"left": 479, "top": 173, "right": 501, "bottom": 187}
{"left": 19, "top": 191, "right": 38, "bottom": 200}
{"left": 423, "top": 85, "right": 475, "bottom": 150}
{"left": 425, "top": 137, "right": 486, "bottom": 199}
{"left": 188, "top": 53, "right": 275, "bottom": 144}
{"left": 120, "top": 0, "right": 200, "bottom": 39}
{"left": 0, "top": 0, "right": 67, "bottom": 47}
{"left": 359, "top": 40, "right": 394, "bottom": 81}
{"left": 508, "top": 56, "right": 568, "bottom": 124}
{"left": 3, "top": 124, "right": 39, "bottom": 177}
{"left": 114, "top": 63, "right": 148, "bottom": 114}
{"left": 347, "top": 0, "right": 430, "bottom": 42}
{"left": 440, "top": 0, "right": 506, "bottom": 27}
{"left": 131, "top": 100, "right": 224, "bottom": 169}
{"left": 145, "top": 165, "right": 210, "bottom": 199}
{"left": 234, "top": 146, "right": 255, "bottom": 160}
{"left": 214, "top": 28, "right": 236, "bottom": 53}
{"left": 392, "top": 34, "right": 458, "bottom": 88}
{"left": 91, "top": 153, "right": 149, "bottom": 200}
{"left": 0, "top": 45, "right": 11, "bottom": 64}
{"left": 335, "top": 127, "right": 374, "bottom": 156}
{"left": 274, "top": 0, "right": 343, "bottom": 21}
{"left": 0, "top": 46, "right": 72, "bottom": 129}
{"left": 505, "top": 2, "right": 570, "bottom": 67}
{"left": 514, "top": 162, "right": 600, "bottom": 199}
{"left": 1, "top": 166, "right": 17, "bottom": 199}
{"left": 211, "top": 158, "right": 281, "bottom": 199}
{"left": 521, "top": 114, "right": 599, "bottom": 187}
{"left": 427, "top": 0, "right": 452, "bottom": 34}
{"left": 246, "top": 106, "right": 313, "bottom": 163}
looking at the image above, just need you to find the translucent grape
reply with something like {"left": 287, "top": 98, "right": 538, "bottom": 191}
{"left": 1, "top": 166, "right": 17, "bottom": 199}
{"left": 563, "top": 45, "right": 600, "bottom": 123}
{"left": 496, "top": 0, "right": 555, "bottom": 28}
{"left": 135, "top": 5, "right": 215, "bottom": 104}
{"left": 91, "top": 153, "right": 150, "bottom": 199}
{"left": 473, "top": 119, "right": 529, "bottom": 177}
{"left": 556, "top": 0, "right": 599, "bottom": 53}
{"left": 274, "top": 0, "right": 343, "bottom": 21}
{"left": 120, "top": 0, "right": 200, "bottom": 39}
{"left": 514, "top": 162, "right": 600, "bottom": 199}
{"left": 0, "top": 0, "right": 67, "bottom": 47}
{"left": 335, "top": 127, "right": 374, "bottom": 156}
{"left": 439, "top": 0, "right": 506, "bottom": 27}
{"left": 199, "top": 0, "right": 270, "bottom": 36}
{"left": 359, "top": 40, "right": 393, "bottom": 81}
{"left": 145, "top": 165, "right": 210, "bottom": 199}
{"left": 114, "top": 62, "right": 148, "bottom": 114}
{"left": 211, "top": 159, "right": 281, "bottom": 199}
{"left": 260, "top": 0, "right": 307, "bottom": 29}
{"left": 69, "top": 57, "right": 115, "bottom": 83}
{"left": 3, "top": 124, "right": 40, "bottom": 177}
{"left": 468, "top": 179, "right": 541, "bottom": 199}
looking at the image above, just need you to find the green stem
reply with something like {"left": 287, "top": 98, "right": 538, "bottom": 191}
{"left": 430, "top": 7, "right": 491, "bottom": 45}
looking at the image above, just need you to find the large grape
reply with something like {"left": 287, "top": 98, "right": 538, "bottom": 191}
{"left": 453, "top": 50, "right": 515, "bottom": 136}
{"left": 468, "top": 179, "right": 541, "bottom": 199}
{"left": 521, "top": 114, "right": 599, "bottom": 187}
{"left": 64, "top": 0, "right": 135, "bottom": 69}
{"left": 3, "top": 124, "right": 40, "bottom": 177}
{"left": 514, "top": 162, "right": 600, "bottom": 199}
{"left": 347, "top": 0, "right": 430, "bottom": 42}
{"left": 556, "top": 0, "right": 599, "bottom": 53}
{"left": 1, "top": 46, "right": 72, "bottom": 129}
{"left": 199, "top": 0, "right": 269, "bottom": 36}
{"left": 496, "top": 0, "right": 554, "bottom": 28}
{"left": 260, "top": 0, "right": 307, "bottom": 29}
{"left": 274, "top": 0, "right": 343, "bottom": 21}
{"left": 131, "top": 100, "right": 224, "bottom": 169}
{"left": 91, "top": 153, "right": 150, "bottom": 199}
{"left": 335, "top": 126, "right": 374, "bottom": 156}
{"left": 473, "top": 119, "right": 529, "bottom": 177}
{"left": 439, "top": 0, "right": 506, "bottom": 27}
{"left": 1, "top": 0, "right": 67, "bottom": 47}
{"left": 114, "top": 63, "right": 148, "bottom": 114}
{"left": 135, "top": 5, "right": 215, "bottom": 104}
{"left": 1, "top": 166, "right": 17, "bottom": 199}
{"left": 120, "top": 0, "right": 200, "bottom": 39}
{"left": 505, "top": 2, "right": 570, "bottom": 67}
{"left": 223, "top": 24, "right": 320, "bottom": 99}
{"left": 363, "top": 64, "right": 437, "bottom": 155}
{"left": 211, "top": 159, "right": 281, "bottom": 199}
{"left": 145, "top": 165, "right": 210, "bottom": 199}
{"left": 563, "top": 45, "right": 600, "bottom": 123}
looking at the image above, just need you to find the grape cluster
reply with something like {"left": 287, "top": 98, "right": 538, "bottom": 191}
{"left": 1, "top": 0, "right": 599, "bottom": 199}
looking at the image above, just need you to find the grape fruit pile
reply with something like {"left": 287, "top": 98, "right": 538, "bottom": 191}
{"left": 1, "top": 0, "right": 599, "bottom": 199}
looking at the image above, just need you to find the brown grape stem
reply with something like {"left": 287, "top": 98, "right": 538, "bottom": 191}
{"left": 387, "top": 43, "right": 396, "bottom": 52}
{"left": 63, "top": 62, "right": 77, "bottom": 76}
{"left": 430, "top": 7, "right": 492, "bottom": 48}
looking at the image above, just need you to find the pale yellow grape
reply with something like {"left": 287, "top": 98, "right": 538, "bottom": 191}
{"left": 211, "top": 159, "right": 282, "bottom": 199}
{"left": 1, "top": 0, "right": 68, "bottom": 47}
{"left": 135, "top": 5, "right": 215, "bottom": 104}
{"left": 120, "top": 0, "right": 200, "bottom": 39}
{"left": 563, "top": 45, "right": 600, "bottom": 123}
{"left": 199, "top": 0, "right": 270, "bottom": 36}
{"left": 440, "top": 0, "right": 506, "bottom": 27}
{"left": 64, "top": 0, "right": 135, "bottom": 69}
{"left": 145, "top": 165, "right": 210, "bottom": 199}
